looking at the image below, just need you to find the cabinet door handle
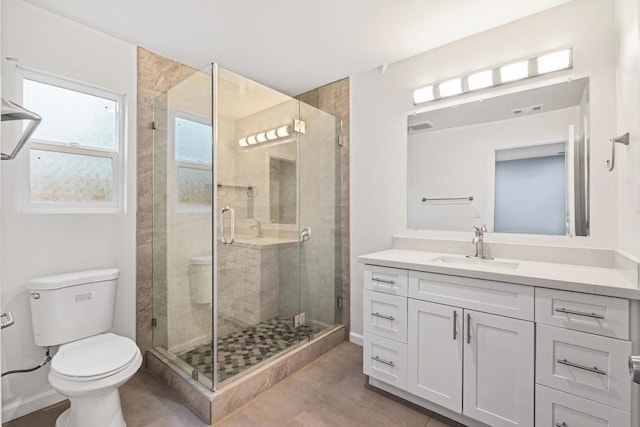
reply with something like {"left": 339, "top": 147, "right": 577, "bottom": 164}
{"left": 556, "top": 358, "right": 607, "bottom": 375}
{"left": 371, "top": 312, "right": 395, "bottom": 321}
{"left": 554, "top": 307, "right": 604, "bottom": 319}
{"left": 372, "top": 277, "right": 396, "bottom": 285}
{"left": 371, "top": 356, "right": 395, "bottom": 367}
{"left": 555, "top": 423, "right": 567, "bottom": 427}
{"left": 453, "top": 310, "right": 457, "bottom": 340}
{"left": 466, "top": 313, "right": 471, "bottom": 344}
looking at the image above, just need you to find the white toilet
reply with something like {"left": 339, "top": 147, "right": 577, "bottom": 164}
{"left": 189, "top": 255, "right": 212, "bottom": 304}
{"left": 28, "top": 268, "right": 142, "bottom": 427}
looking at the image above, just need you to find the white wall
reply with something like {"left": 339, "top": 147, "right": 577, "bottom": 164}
{"left": 615, "top": 0, "right": 640, "bottom": 259}
{"left": 350, "top": 0, "right": 618, "bottom": 340}
{"left": 0, "top": 0, "right": 137, "bottom": 421}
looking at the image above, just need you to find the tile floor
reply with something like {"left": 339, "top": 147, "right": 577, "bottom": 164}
{"left": 3, "top": 342, "right": 461, "bottom": 427}
{"left": 178, "top": 317, "right": 317, "bottom": 382}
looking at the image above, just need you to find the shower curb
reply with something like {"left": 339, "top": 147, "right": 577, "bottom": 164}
{"left": 146, "top": 324, "right": 347, "bottom": 424}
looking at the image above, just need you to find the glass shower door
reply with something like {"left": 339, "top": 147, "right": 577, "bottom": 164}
{"left": 298, "top": 102, "right": 342, "bottom": 337}
{"left": 213, "top": 66, "right": 302, "bottom": 387}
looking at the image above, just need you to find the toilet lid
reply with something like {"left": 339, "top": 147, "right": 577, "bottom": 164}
{"left": 52, "top": 333, "right": 139, "bottom": 378}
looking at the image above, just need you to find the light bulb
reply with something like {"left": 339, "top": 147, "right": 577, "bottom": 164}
{"left": 413, "top": 85, "right": 434, "bottom": 104}
{"left": 537, "top": 49, "right": 571, "bottom": 74}
{"left": 276, "top": 126, "right": 290, "bottom": 138}
{"left": 247, "top": 135, "right": 258, "bottom": 145}
{"left": 256, "top": 132, "right": 267, "bottom": 143}
{"left": 500, "top": 61, "right": 529, "bottom": 83}
{"left": 467, "top": 70, "right": 494, "bottom": 91}
{"left": 238, "top": 137, "right": 248, "bottom": 147}
{"left": 266, "top": 129, "right": 278, "bottom": 140}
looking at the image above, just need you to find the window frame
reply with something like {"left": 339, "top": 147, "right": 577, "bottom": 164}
{"left": 173, "top": 110, "right": 213, "bottom": 213}
{"left": 16, "top": 66, "right": 126, "bottom": 214}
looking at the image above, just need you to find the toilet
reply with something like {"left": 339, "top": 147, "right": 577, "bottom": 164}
{"left": 28, "top": 268, "right": 142, "bottom": 427}
{"left": 189, "top": 255, "right": 212, "bottom": 304}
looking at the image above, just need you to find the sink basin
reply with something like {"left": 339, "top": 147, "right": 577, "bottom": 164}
{"left": 430, "top": 256, "right": 520, "bottom": 270}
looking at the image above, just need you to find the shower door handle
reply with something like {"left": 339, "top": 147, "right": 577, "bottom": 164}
{"left": 220, "top": 206, "right": 235, "bottom": 245}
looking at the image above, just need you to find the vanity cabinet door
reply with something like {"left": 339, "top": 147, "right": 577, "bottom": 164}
{"left": 463, "top": 310, "right": 534, "bottom": 427}
{"left": 407, "top": 299, "right": 462, "bottom": 413}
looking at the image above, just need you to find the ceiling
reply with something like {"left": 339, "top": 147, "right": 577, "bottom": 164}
{"left": 23, "top": 0, "right": 572, "bottom": 96}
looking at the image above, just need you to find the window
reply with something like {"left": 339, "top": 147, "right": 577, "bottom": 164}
{"left": 18, "top": 68, "right": 125, "bottom": 213}
{"left": 174, "top": 113, "right": 212, "bottom": 211}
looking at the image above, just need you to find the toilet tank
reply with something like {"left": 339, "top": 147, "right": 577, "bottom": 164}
{"left": 189, "top": 255, "right": 212, "bottom": 304}
{"left": 28, "top": 268, "right": 120, "bottom": 347}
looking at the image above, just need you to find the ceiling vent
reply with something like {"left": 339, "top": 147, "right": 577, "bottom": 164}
{"left": 511, "top": 104, "right": 544, "bottom": 116}
{"left": 408, "top": 121, "right": 434, "bottom": 132}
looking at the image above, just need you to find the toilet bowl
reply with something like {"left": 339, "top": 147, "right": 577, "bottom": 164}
{"left": 48, "top": 333, "right": 142, "bottom": 427}
{"left": 28, "top": 269, "right": 141, "bottom": 427}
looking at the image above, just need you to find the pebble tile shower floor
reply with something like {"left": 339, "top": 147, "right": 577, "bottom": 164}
{"left": 178, "top": 316, "right": 316, "bottom": 382}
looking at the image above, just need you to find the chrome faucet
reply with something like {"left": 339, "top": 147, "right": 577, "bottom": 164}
{"left": 250, "top": 218, "right": 263, "bottom": 238}
{"left": 468, "top": 224, "right": 493, "bottom": 260}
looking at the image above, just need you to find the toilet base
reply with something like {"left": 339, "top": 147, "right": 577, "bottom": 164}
{"left": 55, "top": 388, "right": 126, "bottom": 427}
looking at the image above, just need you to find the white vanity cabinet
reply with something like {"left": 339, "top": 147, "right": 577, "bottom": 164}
{"left": 534, "top": 288, "right": 632, "bottom": 427}
{"left": 463, "top": 310, "right": 534, "bottom": 427}
{"left": 363, "top": 263, "right": 635, "bottom": 427}
{"left": 365, "top": 265, "right": 535, "bottom": 427}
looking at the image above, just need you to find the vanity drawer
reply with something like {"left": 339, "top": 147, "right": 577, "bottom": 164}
{"left": 535, "top": 288, "right": 629, "bottom": 339}
{"left": 535, "top": 384, "right": 630, "bottom": 427}
{"left": 408, "top": 271, "right": 534, "bottom": 320}
{"left": 363, "top": 333, "right": 407, "bottom": 389}
{"left": 364, "top": 265, "right": 408, "bottom": 296}
{"left": 363, "top": 290, "right": 407, "bottom": 343}
{"left": 536, "top": 324, "right": 631, "bottom": 411}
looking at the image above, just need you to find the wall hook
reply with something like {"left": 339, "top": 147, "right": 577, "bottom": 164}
{"left": 606, "top": 132, "right": 630, "bottom": 171}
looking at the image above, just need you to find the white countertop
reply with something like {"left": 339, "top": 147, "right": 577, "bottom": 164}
{"left": 358, "top": 249, "right": 640, "bottom": 299}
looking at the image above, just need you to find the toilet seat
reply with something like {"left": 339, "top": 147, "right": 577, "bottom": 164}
{"left": 51, "top": 333, "right": 138, "bottom": 381}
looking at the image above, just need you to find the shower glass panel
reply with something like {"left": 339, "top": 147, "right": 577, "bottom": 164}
{"left": 152, "top": 63, "right": 341, "bottom": 392}
{"left": 152, "top": 66, "right": 214, "bottom": 389}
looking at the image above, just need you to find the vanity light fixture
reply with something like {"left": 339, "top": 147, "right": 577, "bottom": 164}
{"left": 238, "top": 125, "right": 292, "bottom": 148}
{"left": 467, "top": 70, "right": 493, "bottom": 91}
{"left": 413, "top": 85, "right": 435, "bottom": 104}
{"left": 537, "top": 49, "right": 572, "bottom": 74}
{"left": 499, "top": 61, "right": 529, "bottom": 83}
{"left": 412, "top": 47, "right": 573, "bottom": 105}
{"left": 438, "top": 78, "right": 463, "bottom": 97}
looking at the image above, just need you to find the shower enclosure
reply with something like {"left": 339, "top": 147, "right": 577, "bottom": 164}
{"left": 151, "top": 64, "right": 342, "bottom": 391}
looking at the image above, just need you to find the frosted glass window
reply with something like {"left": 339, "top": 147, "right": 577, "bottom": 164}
{"left": 30, "top": 150, "right": 113, "bottom": 203}
{"left": 175, "top": 117, "right": 212, "bottom": 163}
{"left": 23, "top": 79, "right": 117, "bottom": 150}
{"left": 19, "top": 68, "right": 124, "bottom": 212}
{"left": 177, "top": 167, "right": 212, "bottom": 206}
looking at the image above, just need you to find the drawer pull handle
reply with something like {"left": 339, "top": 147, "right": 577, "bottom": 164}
{"left": 371, "top": 356, "right": 395, "bottom": 367}
{"left": 466, "top": 313, "right": 471, "bottom": 344}
{"left": 555, "top": 308, "right": 605, "bottom": 319}
{"left": 372, "top": 277, "right": 396, "bottom": 285}
{"left": 555, "top": 423, "right": 567, "bottom": 427}
{"left": 371, "top": 312, "right": 395, "bottom": 321}
{"left": 453, "top": 310, "right": 457, "bottom": 340}
{"left": 557, "top": 358, "right": 607, "bottom": 375}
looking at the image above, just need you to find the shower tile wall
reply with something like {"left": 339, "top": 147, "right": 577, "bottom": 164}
{"left": 217, "top": 240, "right": 290, "bottom": 337}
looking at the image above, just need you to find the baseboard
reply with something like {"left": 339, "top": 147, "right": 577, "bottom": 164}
{"left": 349, "top": 332, "right": 363, "bottom": 346}
{"left": 1, "top": 388, "right": 65, "bottom": 422}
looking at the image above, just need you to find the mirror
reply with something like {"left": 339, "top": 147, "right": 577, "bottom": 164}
{"left": 407, "top": 78, "right": 590, "bottom": 236}
{"left": 269, "top": 154, "right": 296, "bottom": 224}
